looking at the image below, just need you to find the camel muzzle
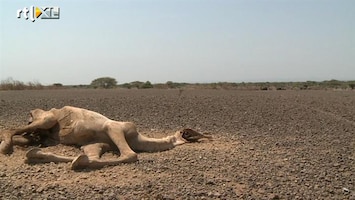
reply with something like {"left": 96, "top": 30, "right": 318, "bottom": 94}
{"left": 181, "top": 128, "right": 212, "bottom": 142}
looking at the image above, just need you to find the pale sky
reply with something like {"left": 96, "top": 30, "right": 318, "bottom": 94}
{"left": 0, "top": 0, "right": 354, "bottom": 85}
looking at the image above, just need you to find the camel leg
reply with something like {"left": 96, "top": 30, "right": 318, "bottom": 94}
{"left": 71, "top": 122, "right": 138, "bottom": 170}
{"left": 71, "top": 143, "right": 111, "bottom": 170}
{"left": 13, "top": 115, "right": 57, "bottom": 136}
{"left": 106, "top": 122, "right": 138, "bottom": 161}
{"left": 1, "top": 118, "right": 56, "bottom": 154}
{"left": 25, "top": 148, "right": 76, "bottom": 164}
{"left": 105, "top": 122, "right": 138, "bottom": 161}
{"left": 12, "top": 135, "right": 32, "bottom": 146}
{"left": 0, "top": 130, "right": 15, "bottom": 154}
{"left": 0, "top": 130, "right": 33, "bottom": 154}
{"left": 26, "top": 143, "right": 111, "bottom": 168}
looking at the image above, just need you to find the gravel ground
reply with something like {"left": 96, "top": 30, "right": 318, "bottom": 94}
{"left": 0, "top": 89, "right": 354, "bottom": 199}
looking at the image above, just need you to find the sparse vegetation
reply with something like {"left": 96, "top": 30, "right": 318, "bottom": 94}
{"left": 120, "top": 83, "right": 132, "bottom": 89}
{"left": 166, "top": 81, "right": 187, "bottom": 89}
{"left": 141, "top": 81, "right": 153, "bottom": 89}
{"left": 1, "top": 77, "right": 355, "bottom": 91}
{"left": 90, "top": 77, "right": 117, "bottom": 89}
{"left": 52, "top": 83, "right": 63, "bottom": 87}
{"left": 120, "top": 81, "right": 144, "bottom": 89}
{"left": 0, "top": 78, "right": 43, "bottom": 90}
{"left": 120, "top": 81, "right": 154, "bottom": 89}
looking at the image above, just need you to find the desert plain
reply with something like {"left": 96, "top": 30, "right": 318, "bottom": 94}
{"left": 0, "top": 89, "right": 354, "bottom": 199}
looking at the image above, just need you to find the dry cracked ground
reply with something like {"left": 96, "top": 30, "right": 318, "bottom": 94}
{"left": 0, "top": 89, "right": 354, "bottom": 199}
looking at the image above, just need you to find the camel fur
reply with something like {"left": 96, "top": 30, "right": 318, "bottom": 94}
{"left": 0, "top": 106, "right": 211, "bottom": 170}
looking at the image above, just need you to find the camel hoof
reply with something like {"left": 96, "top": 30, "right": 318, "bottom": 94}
{"left": 71, "top": 154, "right": 89, "bottom": 170}
{"left": 26, "top": 148, "right": 42, "bottom": 158}
{"left": 0, "top": 141, "right": 13, "bottom": 155}
{"left": 25, "top": 148, "right": 46, "bottom": 163}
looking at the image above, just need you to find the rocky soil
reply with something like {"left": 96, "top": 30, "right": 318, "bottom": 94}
{"left": 0, "top": 89, "right": 354, "bottom": 199}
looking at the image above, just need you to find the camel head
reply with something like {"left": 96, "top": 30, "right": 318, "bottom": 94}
{"left": 180, "top": 128, "right": 212, "bottom": 142}
{"left": 25, "top": 109, "right": 58, "bottom": 147}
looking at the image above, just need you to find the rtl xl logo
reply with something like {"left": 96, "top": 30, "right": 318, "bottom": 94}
{"left": 17, "top": 6, "right": 60, "bottom": 22}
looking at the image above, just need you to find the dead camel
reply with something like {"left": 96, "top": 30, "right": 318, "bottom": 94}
{"left": 0, "top": 106, "right": 211, "bottom": 170}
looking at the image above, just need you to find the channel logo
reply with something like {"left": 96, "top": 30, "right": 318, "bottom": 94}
{"left": 17, "top": 6, "right": 60, "bottom": 22}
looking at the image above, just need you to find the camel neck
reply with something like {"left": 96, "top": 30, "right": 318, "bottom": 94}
{"left": 130, "top": 134, "right": 177, "bottom": 152}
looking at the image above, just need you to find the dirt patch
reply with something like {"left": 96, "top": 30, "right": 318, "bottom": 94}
{"left": 0, "top": 89, "right": 354, "bottom": 199}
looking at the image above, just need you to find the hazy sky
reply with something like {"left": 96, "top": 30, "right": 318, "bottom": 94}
{"left": 0, "top": 0, "right": 354, "bottom": 85}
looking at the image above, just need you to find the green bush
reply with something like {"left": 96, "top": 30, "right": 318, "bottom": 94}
{"left": 141, "top": 81, "right": 153, "bottom": 89}
{"left": 90, "top": 77, "right": 117, "bottom": 89}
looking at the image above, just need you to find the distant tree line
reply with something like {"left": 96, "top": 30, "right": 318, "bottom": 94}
{"left": 1, "top": 77, "right": 355, "bottom": 91}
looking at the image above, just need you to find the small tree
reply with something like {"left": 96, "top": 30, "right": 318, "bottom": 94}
{"left": 130, "top": 81, "right": 144, "bottom": 89}
{"left": 53, "top": 83, "right": 63, "bottom": 87}
{"left": 141, "top": 81, "right": 153, "bottom": 89}
{"left": 90, "top": 77, "right": 117, "bottom": 89}
{"left": 121, "top": 83, "right": 132, "bottom": 89}
{"left": 166, "top": 81, "right": 175, "bottom": 88}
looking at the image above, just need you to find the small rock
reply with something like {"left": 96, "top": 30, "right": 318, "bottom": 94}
{"left": 36, "top": 186, "right": 45, "bottom": 193}
{"left": 207, "top": 192, "right": 221, "bottom": 197}
{"left": 269, "top": 194, "right": 280, "bottom": 200}
{"left": 333, "top": 163, "right": 340, "bottom": 167}
{"left": 342, "top": 187, "right": 350, "bottom": 193}
{"left": 206, "top": 179, "right": 216, "bottom": 185}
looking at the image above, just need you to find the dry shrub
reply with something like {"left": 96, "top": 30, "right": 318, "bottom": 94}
{"left": 0, "top": 78, "right": 43, "bottom": 90}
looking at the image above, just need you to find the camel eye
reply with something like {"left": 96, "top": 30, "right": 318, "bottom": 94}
{"left": 183, "top": 132, "right": 191, "bottom": 138}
